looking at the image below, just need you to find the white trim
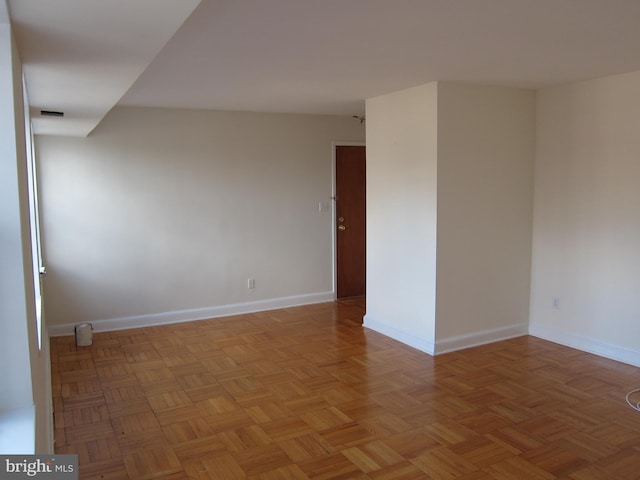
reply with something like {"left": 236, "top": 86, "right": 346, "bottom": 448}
{"left": 331, "top": 141, "right": 366, "bottom": 300}
{"left": 529, "top": 323, "right": 640, "bottom": 368}
{"left": 363, "top": 316, "right": 528, "bottom": 356}
{"left": 48, "top": 292, "right": 334, "bottom": 337}
{"left": 41, "top": 336, "right": 54, "bottom": 454}
{"left": 363, "top": 314, "right": 435, "bottom": 355}
{"left": 434, "top": 324, "right": 528, "bottom": 355}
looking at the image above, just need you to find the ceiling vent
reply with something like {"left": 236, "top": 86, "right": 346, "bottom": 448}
{"left": 40, "top": 110, "right": 64, "bottom": 117}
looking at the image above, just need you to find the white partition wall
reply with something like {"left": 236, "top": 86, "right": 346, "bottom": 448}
{"left": 365, "top": 82, "right": 535, "bottom": 355}
{"left": 364, "top": 83, "right": 439, "bottom": 353}
{"left": 435, "top": 83, "right": 535, "bottom": 351}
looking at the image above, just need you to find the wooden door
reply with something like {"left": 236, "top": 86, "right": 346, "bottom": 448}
{"left": 336, "top": 145, "right": 366, "bottom": 299}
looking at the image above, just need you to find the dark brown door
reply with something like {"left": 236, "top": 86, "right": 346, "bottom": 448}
{"left": 336, "top": 145, "right": 366, "bottom": 299}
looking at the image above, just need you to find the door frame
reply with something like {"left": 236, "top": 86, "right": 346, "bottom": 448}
{"left": 331, "top": 141, "right": 366, "bottom": 299}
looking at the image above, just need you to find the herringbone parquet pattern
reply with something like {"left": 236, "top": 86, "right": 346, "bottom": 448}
{"left": 50, "top": 299, "right": 640, "bottom": 479}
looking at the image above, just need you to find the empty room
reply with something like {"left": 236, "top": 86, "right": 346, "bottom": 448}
{"left": 2, "top": 1, "right": 640, "bottom": 479}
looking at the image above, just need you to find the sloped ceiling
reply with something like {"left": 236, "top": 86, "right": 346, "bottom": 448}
{"left": 9, "top": 0, "right": 640, "bottom": 137}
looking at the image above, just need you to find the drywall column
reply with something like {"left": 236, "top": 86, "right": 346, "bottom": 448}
{"left": 435, "top": 83, "right": 535, "bottom": 351}
{"left": 364, "top": 83, "right": 439, "bottom": 353}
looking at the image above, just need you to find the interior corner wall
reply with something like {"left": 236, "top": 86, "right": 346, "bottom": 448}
{"left": 435, "top": 83, "right": 535, "bottom": 350}
{"left": 364, "top": 83, "right": 439, "bottom": 353}
{"left": 36, "top": 107, "right": 365, "bottom": 332}
{"left": 530, "top": 71, "right": 640, "bottom": 366}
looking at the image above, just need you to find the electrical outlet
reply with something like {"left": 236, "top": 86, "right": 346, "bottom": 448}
{"left": 553, "top": 297, "right": 560, "bottom": 310}
{"left": 247, "top": 278, "right": 255, "bottom": 289}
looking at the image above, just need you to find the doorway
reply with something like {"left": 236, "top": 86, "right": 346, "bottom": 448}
{"left": 335, "top": 145, "right": 366, "bottom": 299}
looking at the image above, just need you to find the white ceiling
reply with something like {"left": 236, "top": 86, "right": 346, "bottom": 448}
{"left": 8, "top": 0, "right": 201, "bottom": 136}
{"left": 9, "top": 0, "right": 640, "bottom": 137}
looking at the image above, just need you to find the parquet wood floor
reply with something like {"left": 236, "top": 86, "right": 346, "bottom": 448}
{"left": 50, "top": 299, "right": 640, "bottom": 479}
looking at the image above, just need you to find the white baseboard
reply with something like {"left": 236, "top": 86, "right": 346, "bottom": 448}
{"left": 363, "top": 316, "right": 528, "bottom": 357}
{"left": 529, "top": 323, "right": 640, "bottom": 368}
{"left": 435, "top": 323, "right": 529, "bottom": 355}
{"left": 363, "top": 315, "right": 436, "bottom": 355}
{"left": 48, "top": 291, "right": 335, "bottom": 337}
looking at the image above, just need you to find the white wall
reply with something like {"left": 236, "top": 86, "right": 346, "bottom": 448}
{"left": 0, "top": 21, "right": 52, "bottom": 453}
{"left": 37, "top": 107, "right": 365, "bottom": 332}
{"left": 364, "top": 83, "right": 439, "bottom": 352}
{"left": 0, "top": 19, "right": 32, "bottom": 416}
{"left": 364, "top": 82, "right": 535, "bottom": 355}
{"left": 436, "top": 83, "right": 535, "bottom": 349}
{"left": 530, "top": 71, "right": 640, "bottom": 366}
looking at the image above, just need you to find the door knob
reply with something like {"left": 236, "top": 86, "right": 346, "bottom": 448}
{"left": 338, "top": 225, "right": 346, "bottom": 231}
{"left": 338, "top": 217, "right": 345, "bottom": 223}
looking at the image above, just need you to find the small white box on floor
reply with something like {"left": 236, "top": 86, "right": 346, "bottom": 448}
{"left": 74, "top": 323, "right": 93, "bottom": 346}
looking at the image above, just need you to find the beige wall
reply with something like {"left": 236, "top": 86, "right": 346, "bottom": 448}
{"left": 530, "top": 71, "right": 640, "bottom": 364}
{"left": 37, "top": 107, "right": 364, "bottom": 331}
{"left": 364, "top": 82, "right": 439, "bottom": 351}
{"left": 436, "top": 83, "right": 535, "bottom": 345}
